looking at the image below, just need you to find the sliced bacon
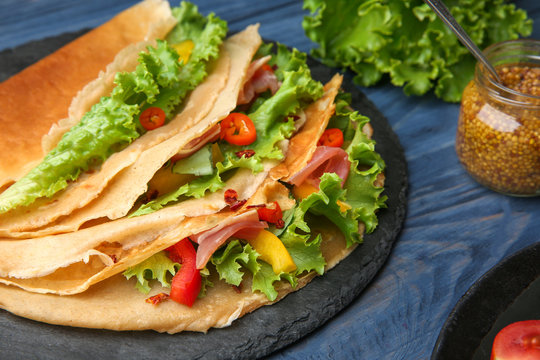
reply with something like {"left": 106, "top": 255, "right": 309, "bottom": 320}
{"left": 244, "top": 56, "right": 272, "bottom": 85}
{"left": 237, "top": 55, "right": 280, "bottom": 105}
{"left": 191, "top": 210, "right": 268, "bottom": 269}
{"left": 288, "top": 146, "right": 351, "bottom": 188}
{"left": 170, "top": 124, "right": 221, "bottom": 162}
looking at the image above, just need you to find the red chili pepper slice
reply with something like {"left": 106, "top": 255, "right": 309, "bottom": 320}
{"left": 224, "top": 189, "right": 246, "bottom": 211}
{"left": 145, "top": 292, "right": 170, "bottom": 305}
{"left": 220, "top": 113, "right": 257, "bottom": 146}
{"left": 235, "top": 149, "right": 256, "bottom": 158}
{"left": 260, "top": 63, "right": 274, "bottom": 73}
{"left": 224, "top": 189, "right": 239, "bottom": 205}
{"left": 318, "top": 128, "right": 344, "bottom": 147}
{"left": 166, "top": 238, "right": 201, "bottom": 307}
{"left": 256, "top": 201, "right": 284, "bottom": 228}
{"left": 139, "top": 107, "right": 166, "bottom": 130}
{"left": 229, "top": 199, "right": 246, "bottom": 211}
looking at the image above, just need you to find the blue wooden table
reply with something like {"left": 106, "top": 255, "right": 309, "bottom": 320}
{"left": 1, "top": 1, "right": 539, "bottom": 359}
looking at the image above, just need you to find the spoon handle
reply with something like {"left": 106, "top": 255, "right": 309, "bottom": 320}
{"left": 423, "top": 0, "right": 501, "bottom": 83}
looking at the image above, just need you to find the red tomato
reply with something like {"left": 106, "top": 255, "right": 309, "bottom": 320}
{"left": 491, "top": 320, "right": 540, "bottom": 360}
{"left": 139, "top": 107, "right": 166, "bottom": 130}
{"left": 220, "top": 113, "right": 257, "bottom": 146}
{"left": 166, "top": 238, "right": 201, "bottom": 307}
{"left": 318, "top": 128, "right": 344, "bottom": 147}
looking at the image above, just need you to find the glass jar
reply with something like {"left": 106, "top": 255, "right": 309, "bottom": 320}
{"left": 456, "top": 39, "right": 540, "bottom": 196}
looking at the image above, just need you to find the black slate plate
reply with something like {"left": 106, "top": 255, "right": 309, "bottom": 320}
{"left": 0, "top": 31, "right": 408, "bottom": 360}
{"left": 432, "top": 242, "right": 540, "bottom": 360}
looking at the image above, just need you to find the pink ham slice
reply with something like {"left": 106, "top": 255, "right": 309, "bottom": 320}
{"left": 288, "top": 146, "right": 351, "bottom": 188}
{"left": 191, "top": 210, "right": 267, "bottom": 269}
{"left": 170, "top": 123, "right": 221, "bottom": 162}
{"left": 237, "top": 55, "right": 280, "bottom": 105}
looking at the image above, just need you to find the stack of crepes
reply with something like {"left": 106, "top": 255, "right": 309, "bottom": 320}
{"left": 0, "top": 0, "right": 386, "bottom": 333}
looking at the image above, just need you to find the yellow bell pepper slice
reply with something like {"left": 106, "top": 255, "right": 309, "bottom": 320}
{"left": 247, "top": 230, "right": 297, "bottom": 274}
{"left": 292, "top": 182, "right": 318, "bottom": 200}
{"left": 172, "top": 39, "right": 195, "bottom": 64}
{"left": 337, "top": 200, "right": 351, "bottom": 213}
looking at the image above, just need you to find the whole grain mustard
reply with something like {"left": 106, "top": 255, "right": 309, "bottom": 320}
{"left": 456, "top": 40, "right": 540, "bottom": 196}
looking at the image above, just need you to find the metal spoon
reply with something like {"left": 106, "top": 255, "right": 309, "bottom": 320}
{"left": 423, "top": 0, "right": 502, "bottom": 83}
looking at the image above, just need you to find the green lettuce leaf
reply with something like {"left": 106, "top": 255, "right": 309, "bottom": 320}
{"left": 302, "top": 0, "right": 533, "bottom": 102}
{"left": 198, "top": 266, "right": 214, "bottom": 298}
{"left": 211, "top": 240, "right": 260, "bottom": 286}
{"left": 147, "top": 2, "right": 227, "bottom": 118}
{"left": 211, "top": 240, "right": 298, "bottom": 301}
{"left": 280, "top": 230, "right": 326, "bottom": 276}
{"left": 0, "top": 2, "right": 227, "bottom": 214}
{"left": 301, "top": 173, "right": 361, "bottom": 246}
{"left": 251, "top": 262, "right": 296, "bottom": 301}
{"left": 123, "top": 251, "right": 180, "bottom": 294}
{"left": 344, "top": 128, "right": 387, "bottom": 235}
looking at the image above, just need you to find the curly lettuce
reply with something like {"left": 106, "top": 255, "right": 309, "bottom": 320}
{"left": 123, "top": 251, "right": 180, "bottom": 294}
{"left": 302, "top": 0, "right": 533, "bottom": 102}
{"left": 211, "top": 240, "right": 298, "bottom": 301}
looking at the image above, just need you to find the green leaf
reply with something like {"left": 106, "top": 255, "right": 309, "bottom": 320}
{"left": 211, "top": 240, "right": 260, "bottom": 286}
{"left": 280, "top": 230, "right": 326, "bottom": 276}
{"left": 298, "top": 173, "right": 362, "bottom": 247}
{"left": 344, "top": 116, "right": 387, "bottom": 235}
{"left": 130, "top": 168, "right": 224, "bottom": 217}
{"left": 251, "top": 262, "right": 295, "bottom": 301}
{"left": 302, "top": 0, "right": 533, "bottom": 102}
{"left": 123, "top": 251, "right": 180, "bottom": 294}
{"left": 210, "top": 239, "right": 299, "bottom": 302}
{"left": 198, "top": 266, "right": 214, "bottom": 298}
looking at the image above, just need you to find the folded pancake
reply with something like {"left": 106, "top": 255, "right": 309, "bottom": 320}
{"left": 0, "top": 0, "right": 175, "bottom": 191}
{"left": 0, "top": 76, "right": 364, "bottom": 333}
{"left": 0, "top": 25, "right": 262, "bottom": 238}
{"left": 0, "top": 75, "right": 342, "bottom": 295}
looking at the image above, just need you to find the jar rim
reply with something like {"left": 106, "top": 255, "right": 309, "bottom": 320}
{"left": 476, "top": 39, "right": 540, "bottom": 104}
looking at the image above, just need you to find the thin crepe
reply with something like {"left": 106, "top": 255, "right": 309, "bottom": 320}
{"left": 0, "top": 25, "right": 262, "bottom": 238}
